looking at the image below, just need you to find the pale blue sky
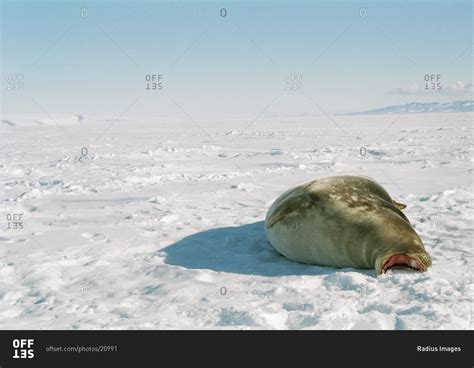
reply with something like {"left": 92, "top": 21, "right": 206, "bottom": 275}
{"left": 1, "top": 0, "right": 472, "bottom": 119}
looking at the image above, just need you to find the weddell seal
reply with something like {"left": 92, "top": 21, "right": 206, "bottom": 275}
{"left": 265, "top": 175, "right": 432, "bottom": 275}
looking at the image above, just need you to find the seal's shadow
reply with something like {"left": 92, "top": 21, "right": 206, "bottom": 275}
{"left": 162, "top": 221, "right": 370, "bottom": 277}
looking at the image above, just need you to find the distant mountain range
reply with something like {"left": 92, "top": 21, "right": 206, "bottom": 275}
{"left": 346, "top": 100, "right": 473, "bottom": 115}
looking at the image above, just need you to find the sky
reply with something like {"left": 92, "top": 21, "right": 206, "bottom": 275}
{"left": 1, "top": 0, "right": 472, "bottom": 120}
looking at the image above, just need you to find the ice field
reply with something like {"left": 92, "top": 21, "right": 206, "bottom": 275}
{"left": 0, "top": 111, "right": 472, "bottom": 329}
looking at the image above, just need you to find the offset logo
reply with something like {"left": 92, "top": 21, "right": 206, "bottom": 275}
{"left": 5, "top": 74, "right": 24, "bottom": 90}
{"left": 285, "top": 74, "right": 303, "bottom": 90}
{"left": 424, "top": 74, "right": 442, "bottom": 91}
{"left": 145, "top": 74, "right": 163, "bottom": 90}
{"left": 7, "top": 213, "right": 24, "bottom": 230}
{"left": 12, "top": 339, "right": 34, "bottom": 359}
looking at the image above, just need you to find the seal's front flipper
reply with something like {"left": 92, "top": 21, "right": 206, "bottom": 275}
{"left": 393, "top": 200, "right": 407, "bottom": 210}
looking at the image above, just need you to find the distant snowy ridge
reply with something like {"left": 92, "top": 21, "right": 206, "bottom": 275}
{"left": 0, "top": 114, "right": 139, "bottom": 127}
{"left": 346, "top": 100, "right": 473, "bottom": 115}
{"left": 0, "top": 113, "right": 87, "bottom": 127}
{"left": 1, "top": 119, "right": 16, "bottom": 126}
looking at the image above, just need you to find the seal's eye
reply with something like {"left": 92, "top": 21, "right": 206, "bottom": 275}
{"left": 382, "top": 254, "right": 425, "bottom": 274}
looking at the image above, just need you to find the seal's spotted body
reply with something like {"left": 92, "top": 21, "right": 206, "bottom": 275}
{"left": 265, "top": 176, "right": 432, "bottom": 275}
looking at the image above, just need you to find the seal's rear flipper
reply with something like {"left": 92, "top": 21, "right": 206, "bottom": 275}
{"left": 393, "top": 200, "right": 407, "bottom": 210}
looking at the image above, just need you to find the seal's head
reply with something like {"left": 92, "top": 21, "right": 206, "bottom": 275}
{"left": 375, "top": 236, "right": 431, "bottom": 275}
{"left": 372, "top": 201, "right": 432, "bottom": 275}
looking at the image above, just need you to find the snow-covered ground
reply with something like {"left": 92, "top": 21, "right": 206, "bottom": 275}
{"left": 0, "top": 112, "right": 472, "bottom": 329}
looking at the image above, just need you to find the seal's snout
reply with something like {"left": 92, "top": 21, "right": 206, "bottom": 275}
{"left": 382, "top": 254, "right": 425, "bottom": 274}
{"left": 377, "top": 253, "right": 431, "bottom": 275}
